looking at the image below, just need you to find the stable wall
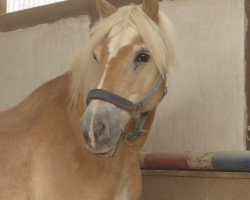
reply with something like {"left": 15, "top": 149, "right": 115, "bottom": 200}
{"left": 141, "top": 171, "right": 250, "bottom": 200}
{"left": 0, "top": 16, "right": 89, "bottom": 109}
{"left": 0, "top": 0, "right": 246, "bottom": 152}
{"left": 144, "top": 0, "right": 246, "bottom": 152}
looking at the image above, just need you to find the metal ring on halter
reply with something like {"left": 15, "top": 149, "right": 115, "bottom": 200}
{"left": 121, "top": 112, "right": 149, "bottom": 142}
{"left": 124, "top": 129, "right": 149, "bottom": 145}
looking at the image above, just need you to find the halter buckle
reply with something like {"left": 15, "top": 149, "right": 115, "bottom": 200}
{"left": 133, "top": 102, "right": 143, "bottom": 118}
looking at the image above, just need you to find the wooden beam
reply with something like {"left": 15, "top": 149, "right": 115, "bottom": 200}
{"left": 0, "top": 0, "right": 6, "bottom": 15}
{"left": 0, "top": 0, "right": 142, "bottom": 32}
{"left": 246, "top": 0, "right": 250, "bottom": 150}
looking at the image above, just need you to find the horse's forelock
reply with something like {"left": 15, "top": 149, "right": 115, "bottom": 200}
{"left": 69, "top": 5, "right": 176, "bottom": 107}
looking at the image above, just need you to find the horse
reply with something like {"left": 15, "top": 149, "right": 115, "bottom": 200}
{"left": 0, "top": 0, "right": 176, "bottom": 199}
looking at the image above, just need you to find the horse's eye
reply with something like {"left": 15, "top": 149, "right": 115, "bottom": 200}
{"left": 93, "top": 54, "right": 98, "bottom": 62}
{"left": 135, "top": 53, "right": 150, "bottom": 64}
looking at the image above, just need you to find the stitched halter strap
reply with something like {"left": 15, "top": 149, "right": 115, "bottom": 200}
{"left": 86, "top": 74, "right": 164, "bottom": 141}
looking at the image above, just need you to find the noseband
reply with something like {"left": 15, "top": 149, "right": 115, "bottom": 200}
{"left": 86, "top": 75, "right": 165, "bottom": 142}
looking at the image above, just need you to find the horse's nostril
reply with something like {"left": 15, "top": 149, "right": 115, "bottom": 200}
{"left": 94, "top": 123, "right": 109, "bottom": 141}
{"left": 83, "top": 132, "right": 91, "bottom": 144}
{"left": 96, "top": 123, "right": 105, "bottom": 132}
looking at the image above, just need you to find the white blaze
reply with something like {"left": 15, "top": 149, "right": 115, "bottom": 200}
{"left": 97, "top": 66, "right": 107, "bottom": 89}
{"left": 88, "top": 107, "right": 96, "bottom": 148}
{"left": 97, "top": 26, "right": 138, "bottom": 89}
{"left": 108, "top": 26, "right": 138, "bottom": 61}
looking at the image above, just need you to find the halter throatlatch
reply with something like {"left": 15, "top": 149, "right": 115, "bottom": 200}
{"left": 86, "top": 75, "right": 164, "bottom": 142}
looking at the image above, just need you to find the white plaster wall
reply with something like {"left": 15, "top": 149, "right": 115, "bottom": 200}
{"left": 144, "top": 0, "right": 246, "bottom": 152}
{"left": 0, "top": 0, "right": 246, "bottom": 151}
{"left": 0, "top": 16, "right": 90, "bottom": 110}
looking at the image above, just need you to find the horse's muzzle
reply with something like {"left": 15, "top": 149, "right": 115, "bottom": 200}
{"left": 80, "top": 102, "right": 130, "bottom": 156}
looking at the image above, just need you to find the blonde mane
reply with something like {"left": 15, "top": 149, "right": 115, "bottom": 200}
{"left": 69, "top": 4, "right": 176, "bottom": 106}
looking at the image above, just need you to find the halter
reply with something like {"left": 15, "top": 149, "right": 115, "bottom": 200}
{"left": 86, "top": 74, "right": 165, "bottom": 142}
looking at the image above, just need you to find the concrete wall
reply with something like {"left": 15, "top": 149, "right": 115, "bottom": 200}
{"left": 0, "top": 0, "right": 246, "bottom": 152}
{"left": 0, "top": 16, "right": 89, "bottom": 110}
{"left": 144, "top": 0, "right": 246, "bottom": 152}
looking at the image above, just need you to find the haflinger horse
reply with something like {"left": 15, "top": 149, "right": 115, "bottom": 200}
{"left": 0, "top": 0, "right": 176, "bottom": 199}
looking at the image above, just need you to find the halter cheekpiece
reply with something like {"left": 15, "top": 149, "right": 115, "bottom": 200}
{"left": 86, "top": 74, "right": 165, "bottom": 142}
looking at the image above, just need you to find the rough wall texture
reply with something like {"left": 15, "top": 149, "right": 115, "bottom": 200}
{"left": 0, "top": 0, "right": 246, "bottom": 151}
{"left": 0, "top": 16, "right": 89, "bottom": 110}
{"left": 144, "top": 0, "right": 246, "bottom": 152}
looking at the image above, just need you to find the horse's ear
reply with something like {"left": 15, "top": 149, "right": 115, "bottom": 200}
{"left": 142, "top": 0, "right": 159, "bottom": 22}
{"left": 95, "top": 0, "right": 117, "bottom": 18}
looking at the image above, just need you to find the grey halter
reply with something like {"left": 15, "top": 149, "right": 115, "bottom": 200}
{"left": 86, "top": 74, "right": 165, "bottom": 142}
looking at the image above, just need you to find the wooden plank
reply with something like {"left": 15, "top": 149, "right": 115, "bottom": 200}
{"left": 141, "top": 171, "right": 250, "bottom": 200}
{"left": 141, "top": 170, "right": 250, "bottom": 179}
{"left": 246, "top": 0, "right": 250, "bottom": 150}
{"left": 0, "top": 0, "right": 142, "bottom": 32}
{"left": 0, "top": 0, "right": 6, "bottom": 15}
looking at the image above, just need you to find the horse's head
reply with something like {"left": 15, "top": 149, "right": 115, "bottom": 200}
{"left": 79, "top": 0, "right": 176, "bottom": 157}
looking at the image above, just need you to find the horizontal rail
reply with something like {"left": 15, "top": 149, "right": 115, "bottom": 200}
{"left": 139, "top": 151, "right": 250, "bottom": 172}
